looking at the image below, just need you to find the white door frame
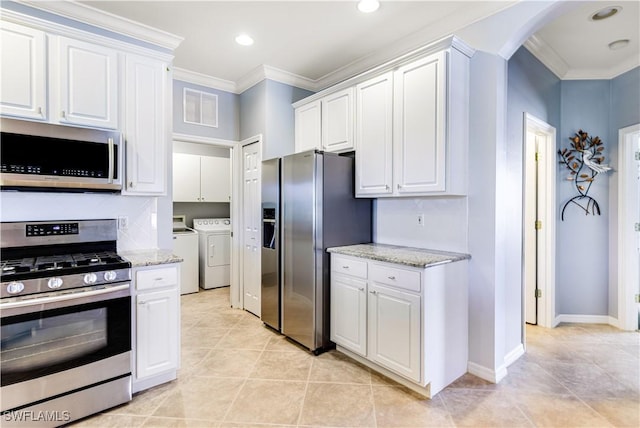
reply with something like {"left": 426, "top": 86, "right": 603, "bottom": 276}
{"left": 522, "top": 113, "right": 556, "bottom": 330}
{"left": 234, "top": 135, "right": 262, "bottom": 310}
{"left": 617, "top": 124, "right": 640, "bottom": 331}
{"left": 172, "top": 132, "right": 239, "bottom": 304}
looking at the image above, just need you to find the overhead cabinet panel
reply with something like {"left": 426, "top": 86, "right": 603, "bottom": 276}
{"left": 0, "top": 21, "right": 46, "bottom": 120}
{"left": 394, "top": 53, "right": 446, "bottom": 194}
{"left": 294, "top": 100, "right": 321, "bottom": 153}
{"left": 58, "top": 37, "right": 119, "bottom": 129}
{"left": 321, "top": 88, "right": 354, "bottom": 153}
{"left": 355, "top": 72, "right": 393, "bottom": 195}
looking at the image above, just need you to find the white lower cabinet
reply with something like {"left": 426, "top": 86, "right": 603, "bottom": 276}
{"left": 368, "top": 283, "right": 421, "bottom": 383}
{"left": 329, "top": 253, "right": 468, "bottom": 398}
{"left": 132, "top": 263, "right": 180, "bottom": 393}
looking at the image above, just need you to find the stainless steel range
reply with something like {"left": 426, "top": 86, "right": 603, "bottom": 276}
{"left": 0, "top": 219, "right": 132, "bottom": 427}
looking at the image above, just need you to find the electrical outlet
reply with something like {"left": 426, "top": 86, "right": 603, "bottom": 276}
{"left": 417, "top": 213, "right": 424, "bottom": 227}
{"left": 118, "top": 216, "right": 129, "bottom": 230}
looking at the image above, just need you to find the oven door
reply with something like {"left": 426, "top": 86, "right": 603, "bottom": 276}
{"left": 0, "top": 283, "right": 131, "bottom": 412}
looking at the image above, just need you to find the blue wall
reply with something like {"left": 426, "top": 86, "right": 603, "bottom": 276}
{"left": 239, "top": 79, "right": 313, "bottom": 159}
{"left": 173, "top": 80, "right": 240, "bottom": 141}
{"left": 557, "top": 80, "right": 611, "bottom": 315}
{"left": 509, "top": 44, "right": 640, "bottom": 318}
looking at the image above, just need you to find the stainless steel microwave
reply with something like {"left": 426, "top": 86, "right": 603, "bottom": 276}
{"left": 0, "top": 118, "right": 122, "bottom": 192}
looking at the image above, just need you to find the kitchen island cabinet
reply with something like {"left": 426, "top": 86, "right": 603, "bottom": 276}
{"left": 327, "top": 243, "right": 470, "bottom": 398}
{"left": 122, "top": 250, "right": 182, "bottom": 393}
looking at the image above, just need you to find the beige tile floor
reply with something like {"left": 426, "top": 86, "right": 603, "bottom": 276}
{"left": 73, "top": 287, "right": 639, "bottom": 427}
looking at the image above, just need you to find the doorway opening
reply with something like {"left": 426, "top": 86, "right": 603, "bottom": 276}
{"left": 523, "top": 113, "right": 556, "bottom": 329}
{"left": 617, "top": 124, "right": 640, "bottom": 331}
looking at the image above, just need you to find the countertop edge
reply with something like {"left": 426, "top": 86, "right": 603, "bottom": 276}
{"left": 120, "top": 249, "right": 183, "bottom": 268}
{"left": 327, "top": 244, "right": 471, "bottom": 269}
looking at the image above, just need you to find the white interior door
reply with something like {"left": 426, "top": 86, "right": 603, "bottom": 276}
{"left": 617, "top": 124, "right": 640, "bottom": 330}
{"left": 523, "top": 114, "right": 556, "bottom": 329}
{"left": 242, "top": 142, "right": 261, "bottom": 316}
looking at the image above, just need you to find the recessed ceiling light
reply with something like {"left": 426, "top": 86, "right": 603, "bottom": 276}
{"left": 608, "top": 39, "right": 630, "bottom": 50}
{"left": 358, "top": 0, "right": 380, "bottom": 13}
{"left": 590, "top": 6, "right": 621, "bottom": 21}
{"left": 235, "top": 34, "right": 254, "bottom": 46}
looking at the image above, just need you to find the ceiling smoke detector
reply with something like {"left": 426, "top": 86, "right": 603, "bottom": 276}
{"left": 590, "top": 6, "right": 621, "bottom": 21}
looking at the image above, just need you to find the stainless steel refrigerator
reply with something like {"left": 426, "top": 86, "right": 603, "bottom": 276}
{"left": 261, "top": 150, "right": 372, "bottom": 353}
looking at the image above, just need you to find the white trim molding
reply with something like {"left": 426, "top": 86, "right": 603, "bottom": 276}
{"left": 523, "top": 113, "right": 557, "bottom": 329}
{"left": 467, "top": 362, "right": 507, "bottom": 384}
{"left": 504, "top": 344, "right": 525, "bottom": 367}
{"left": 555, "top": 314, "right": 614, "bottom": 325}
{"left": 617, "top": 123, "right": 640, "bottom": 331}
{"left": 173, "top": 68, "right": 236, "bottom": 94}
{"left": 14, "top": 0, "right": 183, "bottom": 51}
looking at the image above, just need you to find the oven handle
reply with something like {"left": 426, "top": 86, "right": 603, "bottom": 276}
{"left": 0, "top": 284, "right": 130, "bottom": 316}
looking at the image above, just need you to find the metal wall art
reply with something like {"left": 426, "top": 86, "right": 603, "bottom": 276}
{"left": 558, "top": 130, "right": 612, "bottom": 221}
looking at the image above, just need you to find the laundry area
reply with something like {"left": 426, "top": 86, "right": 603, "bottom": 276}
{"left": 171, "top": 139, "right": 232, "bottom": 295}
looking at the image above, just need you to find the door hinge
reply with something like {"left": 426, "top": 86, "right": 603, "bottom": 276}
{"left": 535, "top": 152, "right": 540, "bottom": 162}
{"left": 635, "top": 223, "right": 640, "bottom": 232}
{"left": 635, "top": 151, "right": 640, "bottom": 161}
{"left": 535, "top": 220, "right": 542, "bottom": 230}
{"left": 535, "top": 289, "right": 542, "bottom": 298}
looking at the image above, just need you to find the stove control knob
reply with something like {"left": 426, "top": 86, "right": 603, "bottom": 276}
{"left": 6, "top": 281, "right": 25, "bottom": 295}
{"left": 84, "top": 273, "right": 98, "bottom": 285}
{"left": 48, "top": 277, "right": 63, "bottom": 289}
{"left": 104, "top": 271, "right": 117, "bottom": 281}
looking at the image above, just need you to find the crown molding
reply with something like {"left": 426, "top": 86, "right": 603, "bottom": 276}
{"left": 524, "top": 34, "right": 639, "bottom": 80}
{"left": 523, "top": 34, "right": 569, "bottom": 79}
{"left": 235, "top": 65, "right": 268, "bottom": 94}
{"left": 14, "top": 0, "right": 183, "bottom": 51}
{"left": 262, "top": 65, "right": 317, "bottom": 92}
{"left": 173, "top": 67, "right": 237, "bottom": 93}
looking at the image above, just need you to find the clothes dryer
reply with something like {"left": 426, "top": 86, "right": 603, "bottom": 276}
{"left": 193, "top": 218, "right": 231, "bottom": 289}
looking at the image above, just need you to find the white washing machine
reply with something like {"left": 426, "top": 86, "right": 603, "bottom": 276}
{"left": 193, "top": 218, "right": 231, "bottom": 289}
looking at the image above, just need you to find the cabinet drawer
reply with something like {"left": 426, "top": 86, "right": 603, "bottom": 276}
{"left": 136, "top": 266, "right": 178, "bottom": 290}
{"left": 370, "top": 263, "right": 421, "bottom": 292}
{"left": 332, "top": 256, "right": 367, "bottom": 279}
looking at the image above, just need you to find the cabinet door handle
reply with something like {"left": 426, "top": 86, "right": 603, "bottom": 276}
{"left": 388, "top": 276, "right": 396, "bottom": 280}
{"left": 138, "top": 300, "right": 147, "bottom": 305}
{"left": 342, "top": 266, "right": 349, "bottom": 269}
{"left": 397, "top": 184, "right": 402, "bottom": 190}
{"left": 37, "top": 106, "right": 43, "bottom": 115}
{"left": 61, "top": 110, "right": 66, "bottom": 119}
{"left": 129, "top": 181, "right": 135, "bottom": 188}
{"left": 358, "top": 287, "right": 365, "bottom": 291}
{"left": 369, "top": 290, "right": 377, "bottom": 295}
{"left": 385, "top": 185, "right": 390, "bottom": 190}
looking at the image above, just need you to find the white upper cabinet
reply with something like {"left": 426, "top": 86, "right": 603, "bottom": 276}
{"left": 295, "top": 38, "right": 471, "bottom": 197}
{"left": 295, "top": 88, "right": 355, "bottom": 154}
{"left": 294, "top": 100, "right": 321, "bottom": 153}
{"left": 355, "top": 72, "right": 393, "bottom": 196}
{"left": 321, "top": 88, "right": 354, "bottom": 153}
{"left": 57, "top": 37, "right": 119, "bottom": 129}
{"left": 0, "top": 21, "right": 46, "bottom": 121}
{"left": 173, "top": 153, "right": 231, "bottom": 203}
{"left": 123, "top": 54, "right": 167, "bottom": 195}
{"left": 358, "top": 49, "right": 469, "bottom": 197}
{"left": 0, "top": 20, "right": 121, "bottom": 130}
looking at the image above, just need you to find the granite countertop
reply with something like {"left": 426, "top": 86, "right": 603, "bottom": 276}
{"left": 120, "top": 249, "right": 183, "bottom": 267}
{"left": 327, "top": 243, "right": 470, "bottom": 268}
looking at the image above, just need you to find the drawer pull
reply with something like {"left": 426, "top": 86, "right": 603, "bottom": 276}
{"left": 369, "top": 290, "right": 377, "bottom": 295}
{"left": 138, "top": 301, "right": 147, "bottom": 305}
{"left": 154, "top": 277, "right": 164, "bottom": 281}
{"left": 342, "top": 266, "right": 349, "bottom": 269}
{"left": 358, "top": 287, "right": 365, "bottom": 291}
{"left": 388, "top": 276, "right": 396, "bottom": 280}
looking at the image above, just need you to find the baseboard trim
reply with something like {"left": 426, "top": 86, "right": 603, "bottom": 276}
{"left": 504, "top": 343, "right": 525, "bottom": 367}
{"left": 555, "top": 314, "right": 614, "bottom": 325}
{"left": 467, "top": 361, "right": 507, "bottom": 384}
